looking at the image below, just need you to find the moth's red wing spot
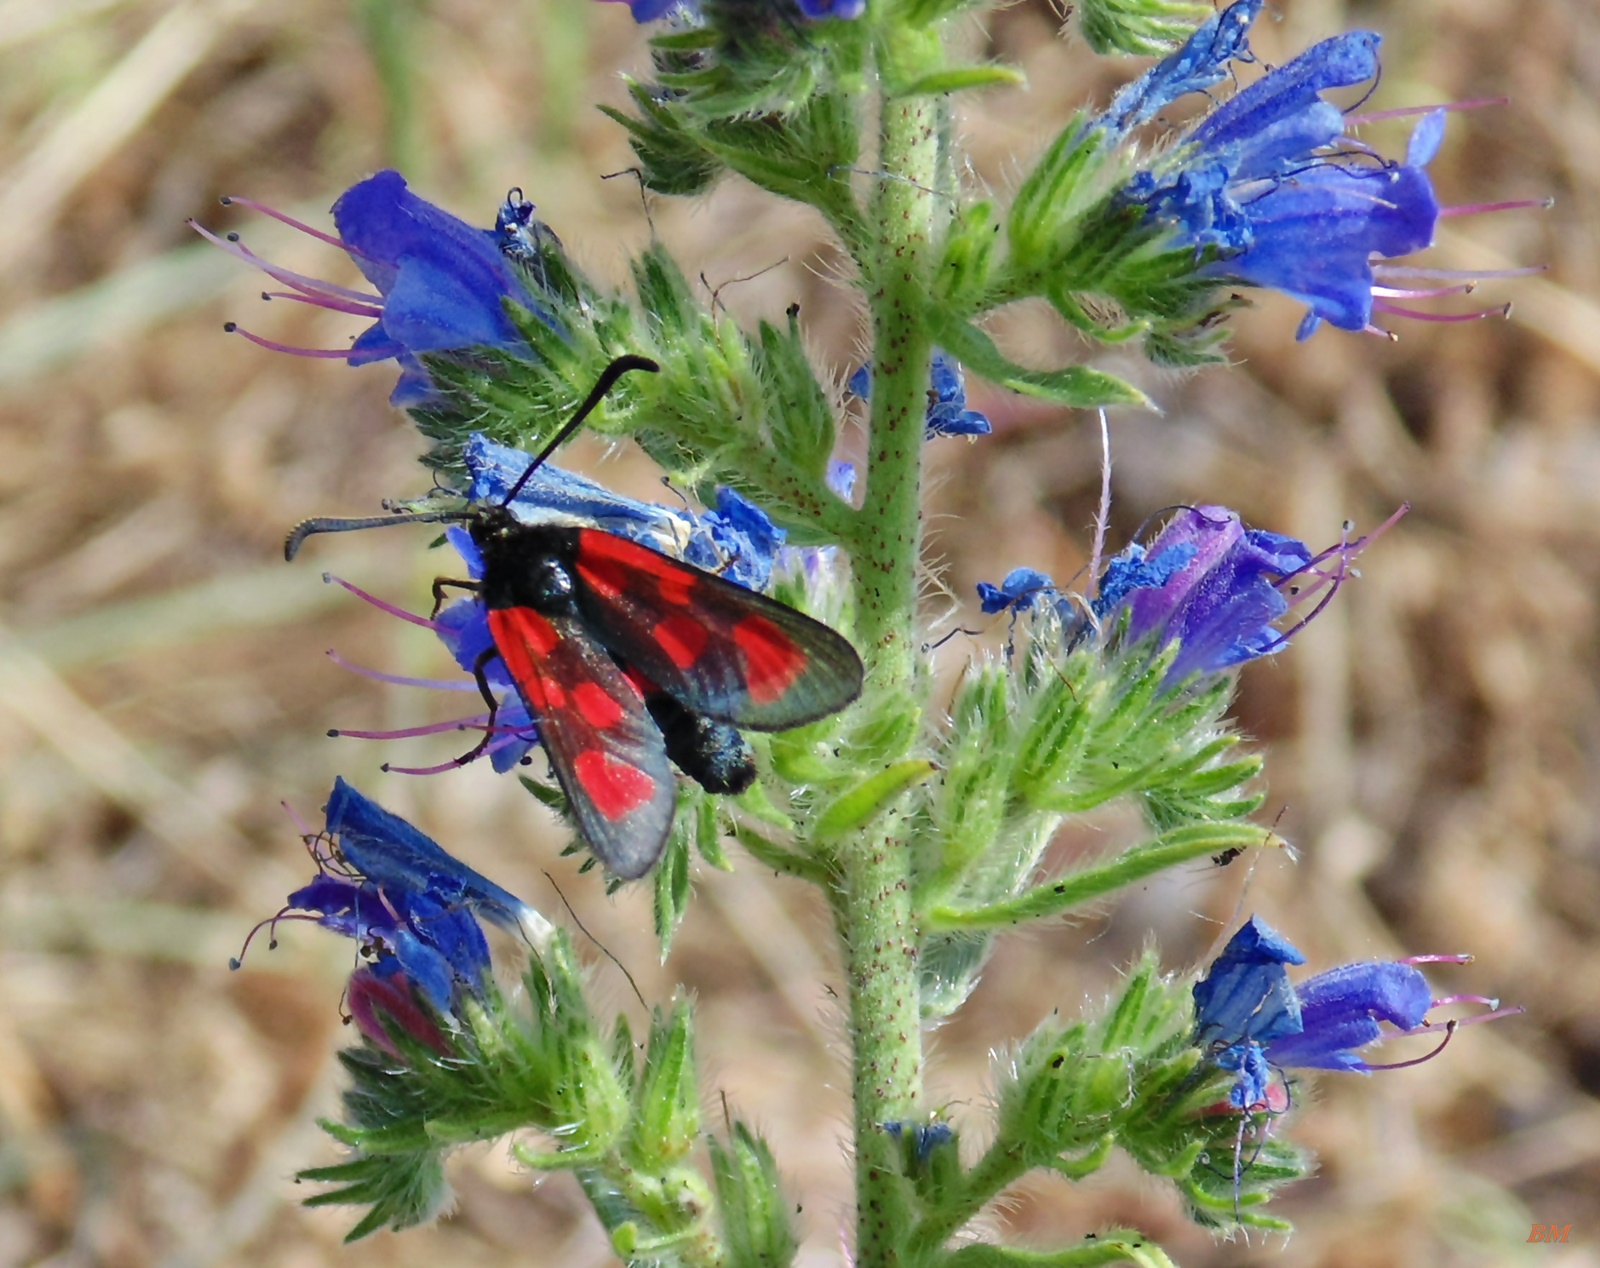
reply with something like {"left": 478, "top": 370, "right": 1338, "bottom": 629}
{"left": 488, "top": 609, "right": 562, "bottom": 707}
{"left": 733, "top": 614, "right": 806, "bottom": 705}
{"left": 575, "top": 531, "right": 640, "bottom": 603}
{"left": 572, "top": 681, "right": 627, "bottom": 729}
{"left": 541, "top": 680, "right": 567, "bottom": 710}
{"left": 573, "top": 750, "right": 657, "bottom": 821}
{"left": 653, "top": 614, "right": 710, "bottom": 671}
{"left": 654, "top": 567, "right": 697, "bottom": 609}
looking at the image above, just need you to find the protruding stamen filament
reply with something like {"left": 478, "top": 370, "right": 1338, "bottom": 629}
{"left": 224, "top": 323, "right": 357, "bottom": 358}
{"left": 325, "top": 649, "right": 478, "bottom": 692}
{"left": 324, "top": 575, "right": 440, "bottom": 630}
{"left": 219, "top": 195, "right": 371, "bottom": 255}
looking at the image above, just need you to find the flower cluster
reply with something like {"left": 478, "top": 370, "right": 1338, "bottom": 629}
{"left": 1098, "top": 0, "right": 1526, "bottom": 338}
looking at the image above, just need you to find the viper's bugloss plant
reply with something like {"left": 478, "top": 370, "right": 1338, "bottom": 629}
{"left": 212, "top": 0, "right": 1535, "bottom": 1259}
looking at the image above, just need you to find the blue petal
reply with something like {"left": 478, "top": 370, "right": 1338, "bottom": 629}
{"left": 324, "top": 777, "right": 533, "bottom": 933}
{"left": 1265, "top": 961, "right": 1433, "bottom": 1071}
{"left": 1099, "top": 0, "right": 1264, "bottom": 136}
{"left": 1194, "top": 916, "right": 1307, "bottom": 1048}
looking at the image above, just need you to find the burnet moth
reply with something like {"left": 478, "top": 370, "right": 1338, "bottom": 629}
{"left": 286, "top": 355, "right": 864, "bottom": 878}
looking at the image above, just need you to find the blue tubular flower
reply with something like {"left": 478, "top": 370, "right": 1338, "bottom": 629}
{"left": 1195, "top": 916, "right": 1518, "bottom": 1111}
{"left": 238, "top": 780, "right": 548, "bottom": 1043}
{"left": 192, "top": 171, "right": 557, "bottom": 406}
{"left": 847, "top": 351, "right": 992, "bottom": 440}
{"left": 1105, "top": 0, "right": 1450, "bottom": 337}
{"left": 1264, "top": 961, "right": 1439, "bottom": 1073}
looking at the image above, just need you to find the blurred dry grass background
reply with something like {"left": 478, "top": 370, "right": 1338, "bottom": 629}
{"left": 0, "top": 0, "right": 1596, "bottom": 1264}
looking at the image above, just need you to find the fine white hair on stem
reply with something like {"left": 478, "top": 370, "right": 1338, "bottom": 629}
{"left": 1086, "top": 408, "right": 1112, "bottom": 601}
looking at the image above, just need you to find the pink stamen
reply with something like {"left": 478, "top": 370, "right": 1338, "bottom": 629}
{"left": 1362, "top": 1019, "right": 1457, "bottom": 1070}
{"left": 331, "top": 716, "right": 493, "bottom": 741}
{"left": 187, "top": 221, "right": 381, "bottom": 306}
{"left": 324, "top": 575, "right": 440, "bottom": 630}
{"left": 382, "top": 757, "right": 470, "bottom": 777}
{"left": 1433, "top": 992, "right": 1499, "bottom": 1010}
{"left": 1346, "top": 96, "right": 1509, "bottom": 126}
{"left": 383, "top": 730, "right": 534, "bottom": 777}
{"left": 219, "top": 195, "right": 373, "bottom": 256}
{"left": 1402, "top": 953, "right": 1474, "bottom": 967}
{"left": 1373, "top": 301, "right": 1512, "bottom": 323}
{"left": 262, "top": 288, "right": 384, "bottom": 319}
{"left": 224, "top": 322, "right": 357, "bottom": 359}
{"left": 230, "top": 907, "right": 324, "bottom": 969}
{"left": 325, "top": 649, "right": 478, "bottom": 693}
{"left": 1372, "top": 282, "right": 1479, "bottom": 300}
{"left": 1440, "top": 197, "right": 1553, "bottom": 218}
{"left": 1375, "top": 264, "right": 1545, "bottom": 282}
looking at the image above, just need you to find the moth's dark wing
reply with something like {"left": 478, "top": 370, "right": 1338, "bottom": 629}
{"left": 570, "top": 529, "right": 863, "bottom": 730}
{"left": 487, "top": 606, "right": 676, "bottom": 879}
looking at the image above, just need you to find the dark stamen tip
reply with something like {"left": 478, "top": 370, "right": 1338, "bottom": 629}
{"left": 1500, "top": 302, "right": 1514, "bottom": 318}
{"left": 226, "top": 231, "right": 240, "bottom": 242}
{"left": 261, "top": 292, "right": 272, "bottom": 302}
{"left": 223, "top": 322, "right": 238, "bottom": 333}
{"left": 228, "top": 957, "right": 242, "bottom": 970}
{"left": 379, "top": 763, "right": 393, "bottom": 773}
{"left": 520, "top": 756, "right": 533, "bottom": 765}
{"left": 320, "top": 572, "right": 333, "bottom": 584}
{"left": 327, "top": 729, "right": 340, "bottom": 738}
{"left": 267, "top": 938, "right": 279, "bottom": 950}
{"left": 219, "top": 195, "right": 234, "bottom": 205}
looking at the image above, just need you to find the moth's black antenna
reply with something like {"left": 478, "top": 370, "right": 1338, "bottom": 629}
{"left": 500, "top": 353, "right": 660, "bottom": 506}
{"left": 284, "top": 509, "right": 466, "bottom": 561}
{"left": 284, "top": 355, "right": 659, "bottom": 560}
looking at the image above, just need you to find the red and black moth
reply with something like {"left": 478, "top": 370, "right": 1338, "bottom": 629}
{"left": 286, "top": 355, "right": 864, "bottom": 879}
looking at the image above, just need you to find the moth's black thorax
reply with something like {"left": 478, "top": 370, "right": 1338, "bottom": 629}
{"left": 469, "top": 508, "right": 582, "bottom": 616}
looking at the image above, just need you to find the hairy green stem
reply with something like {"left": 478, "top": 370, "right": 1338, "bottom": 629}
{"left": 838, "top": 37, "right": 943, "bottom": 1264}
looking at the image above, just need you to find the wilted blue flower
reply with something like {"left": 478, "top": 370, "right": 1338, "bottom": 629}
{"left": 1104, "top": 0, "right": 1450, "bottom": 338}
{"left": 977, "top": 567, "right": 1060, "bottom": 617}
{"left": 236, "top": 779, "right": 547, "bottom": 1050}
{"left": 1195, "top": 915, "right": 1516, "bottom": 1111}
{"left": 848, "top": 351, "right": 992, "bottom": 440}
{"left": 193, "top": 171, "right": 558, "bottom": 405}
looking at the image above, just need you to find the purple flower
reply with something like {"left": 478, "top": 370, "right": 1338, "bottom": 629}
{"left": 595, "top": 0, "right": 863, "bottom": 23}
{"left": 235, "top": 780, "right": 546, "bottom": 1041}
{"left": 1194, "top": 915, "right": 1518, "bottom": 1111}
{"left": 192, "top": 171, "right": 557, "bottom": 406}
{"left": 1097, "top": 504, "right": 1403, "bottom": 683}
{"left": 847, "top": 351, "right": 992, "bottom": 440}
